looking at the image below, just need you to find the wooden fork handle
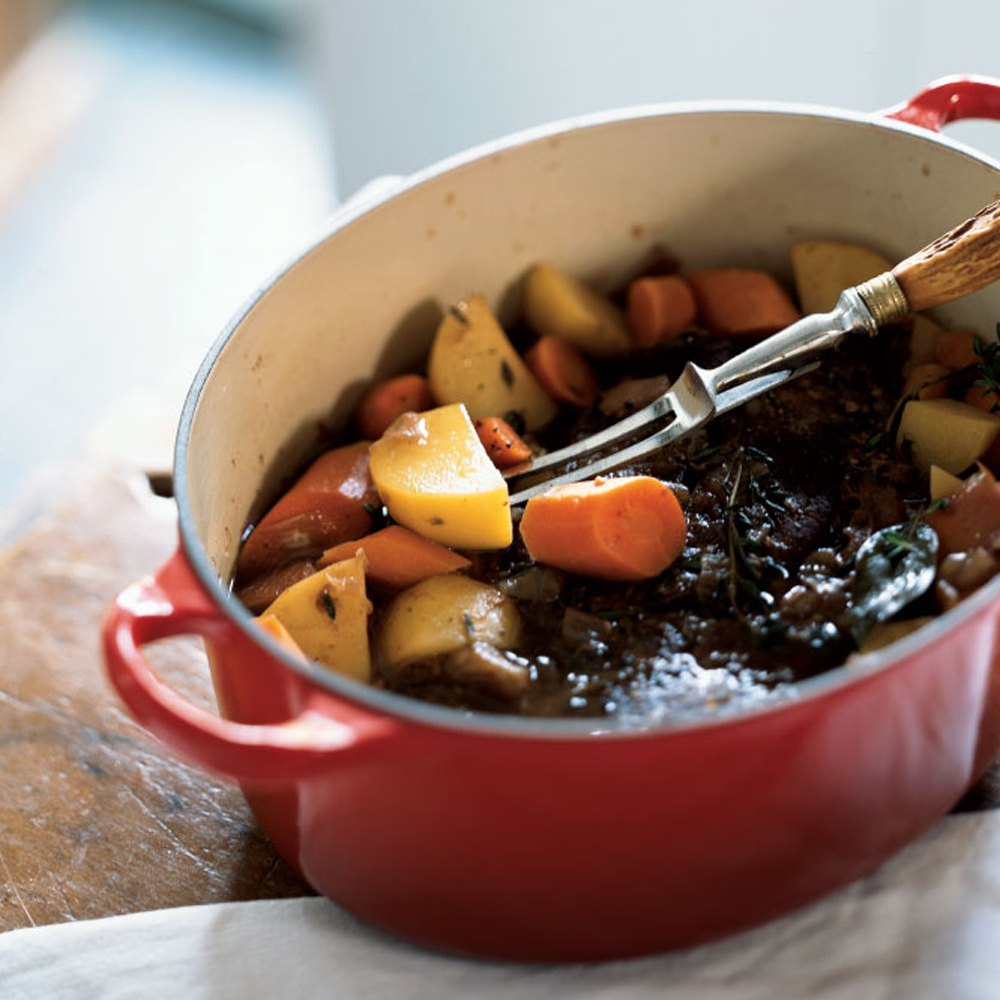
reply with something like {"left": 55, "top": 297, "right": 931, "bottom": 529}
{"left": 892, "top": 198, "right": 1000, "bottom": 312}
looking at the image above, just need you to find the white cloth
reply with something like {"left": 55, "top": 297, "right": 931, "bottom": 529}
{"left": 3, "top": 811, "right": 1000, "bottom": 1000}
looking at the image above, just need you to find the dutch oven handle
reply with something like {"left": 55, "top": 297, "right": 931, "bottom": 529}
{"left": 102, "top": 547, "right": 400, "bottom": 784}
{"left": 881, "top": 75, "right": 1000, "bottom": 131}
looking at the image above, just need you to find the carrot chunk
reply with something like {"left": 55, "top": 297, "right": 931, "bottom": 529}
{"left": 237, "top": 443, "right": 379, "bottom": 578}
{"left": 355, "top": 374, "right": 435, "bottom": 440}
{"left": 902, "top": 363, "right": 952, "bottom": 401}
{"left": 523, "top": 335, "right": 598, "bottom": 407}
{"left": 925, "top": 467, "right": 1000, "bottom": 558}
{"left": 255, "top": 614, "right": 308, "bottom": 662}
{"left": 519, "top": 475, "right": 687, "bottom": 580}
{"left": 626, "top": 275, "right": 697, "bottom": 346}
{"left": 473, "top": 416, "right": 533, "bottom": 468}
{"left": 935, "top": 329, "right": 980, "bottom": 370}
{"left": 318, "top": 524, "right": 471, "bottom": 589}
{"left": 686, "top": 268, "right": 800, "bottom": 338}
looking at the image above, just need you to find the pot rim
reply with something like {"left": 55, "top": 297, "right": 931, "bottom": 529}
{"left": 174, "top": 96, "right": 1000, "bottom": 740}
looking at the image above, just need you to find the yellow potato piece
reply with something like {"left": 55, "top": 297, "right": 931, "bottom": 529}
{"left": 858, "top": 617, "right": 934, "bottom": 654}
{"left": 905, "top": 314, "right": 947, "bottom": 375}
{"left": 790, "top": 240, "right": 892, "bottom": 315}
{"left": 369, "top": 403, "right": 512, "bottom": 549}
{"left": 929, "top": 464, "right": 964, "bottom": 501}
{"left": 896, "top": 398, "right": 1000, "bottom": 474}
{"left": 523, "top": 262, "right": 631, "bottom": 358}
{"left": 428, "top": 294, "right": 557, "bottom": 432}
{"left": 376, "top": 574, "right": 521, "bottom": 673}
{"left": 261, "top": 552, "right": 373, "bottom": 682}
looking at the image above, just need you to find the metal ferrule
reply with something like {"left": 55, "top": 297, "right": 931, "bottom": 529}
{"left": 854, "top": 272, "right": 910, "bottom": 328}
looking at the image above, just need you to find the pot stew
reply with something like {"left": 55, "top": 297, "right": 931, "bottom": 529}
{"left": 233, "top": 243, "right": 1000, "bottom": 721}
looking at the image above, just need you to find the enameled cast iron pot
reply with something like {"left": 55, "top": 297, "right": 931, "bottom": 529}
{"left": 104, "top": 78, "right": 1000, "bottom": 962}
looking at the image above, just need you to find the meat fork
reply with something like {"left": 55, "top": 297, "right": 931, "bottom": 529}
{"left": 505, "top": 198, "right": 1000, "bottom": 505}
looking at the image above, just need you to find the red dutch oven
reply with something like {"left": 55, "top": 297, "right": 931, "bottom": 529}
{"left": 103, "top": 78, "right": 1000, "bottom": 963}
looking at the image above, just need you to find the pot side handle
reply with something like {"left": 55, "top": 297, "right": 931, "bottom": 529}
{"left": 102, "top": 548, "right": 399, "bottom": 784}
{"left": 881, "top": 75, "right": 1000, "bottom": 131}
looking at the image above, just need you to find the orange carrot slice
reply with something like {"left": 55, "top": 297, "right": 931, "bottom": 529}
{"left": 902, "top": 362, "right": 952, "bottom": 401}
{"left": 237, "top": 443, "right": 379, "bottom": 578}
{"left": 473, "top": 416, "right": 533, "bottom": 468}
{"left": 523, "top": 335, "right": 598, "bottom": 407}
{"left": 686, "top": 268, "right": 800, "bottom": 338}
{"left": 318, "top": 524, "right": 471, "bottom": 589}
{"left": 355, "top": 374, "right": 435, "bottom": 440}
{"left": 256, "top": 613, "right": 308, "bottom": 661}
{"left": 964, "top": 384, "right": 1000, "bottom": 413}
{"left": 519, "top": 475, "right": 687, "bottom": 580}
{"left": 935, "top": 329, "right": 980, "bottom": 369}
{"left": 626, "top": 274, "right": 697, "bottom": 346}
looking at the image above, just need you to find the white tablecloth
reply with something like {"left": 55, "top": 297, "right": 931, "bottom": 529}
{"left": 3, "top": 811, "right": 1000, "bottom": 1000}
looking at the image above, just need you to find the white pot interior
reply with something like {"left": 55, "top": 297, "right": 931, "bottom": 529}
{"left": 179, "top": 104, "right": 1000, "bottom": 584}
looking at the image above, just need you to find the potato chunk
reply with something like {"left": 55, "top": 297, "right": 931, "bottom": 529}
{"left": 929, "top": 464, "right": 963, "bottom": 501}
{"left": 523, "top": 262, "right": 631, "bottom": 357}
{"left": 369, "top": 403, "right": 512, "bottom": 549}
{"left": 790, "top": 240, "right": 892, "bottom": 314}
{"left": 376, "top": 574, "right": 521, "bottom": 673}
{"left": 261, "top": 553, "right": 372, "bottom": 681}
{"left": 896, "top": 398, "right": 1000, "bottom": 474}
{"left": 427, "top": 294, "right": 557, "bottom": 432}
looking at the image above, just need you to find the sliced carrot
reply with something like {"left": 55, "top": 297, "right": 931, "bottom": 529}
{"left": 473, "top": 416, "right": 533, "bottom": 468}
{"left": 963, "top": 383, "right": 1000, "bottom": 413}
{"left": 686, "top": 268, "right": 800, "bottom": 338}
{"left": 237, "top": 443, "right": 379, "bottom": 578}
{"left": 935, "top": 329, "right": 980, "bottom": 369}
{"left": 626, "top": 274, "right": 697, "bottom": 347}
{"left": 355, "top": 374, "right": 435, "bottom": 440}
{"left": 256, "top": 613, "right": 308, "bottom": 662}
{"left": 236, "top": 559, "right": 316, "bottom": 614}
{"left": 318, "top": 524, "right": 471, "bottom": 589}
{"left": 523, "top": 335, "right": 598, "bottom": 407}
{"left": 519, "top": 475, "right": 687, "bottom": 580}
{"left": 925, "top": 466, "right": 1000, "bottom": 558}
{"left": 902, "top": 362, "right": 952, "bottom": 401}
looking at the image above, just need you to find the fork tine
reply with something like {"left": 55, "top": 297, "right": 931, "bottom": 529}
{"left": 505, "top": 364, "right": 816, "bottom": 506}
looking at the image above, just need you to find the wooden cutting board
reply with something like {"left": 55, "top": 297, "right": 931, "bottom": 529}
{"left": 0, "top": 462, "right": 996, "bottom": 932}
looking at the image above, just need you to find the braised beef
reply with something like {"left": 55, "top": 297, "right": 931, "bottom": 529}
{"left": 378, "top": 328, "right": 929, "bottom": 719}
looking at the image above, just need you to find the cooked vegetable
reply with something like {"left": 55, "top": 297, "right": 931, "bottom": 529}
{"left": 318, "top": 524, "right": 470, "bottom": 589}
{"left": 924, "top": 467, "right": 1000, "bottom": 559}
{"left": 523, "top": 335, "right": 598, "bottom": 407}
{"left": 255, "top": 613, "right": 308, "bottom": 661}
{"left": 376, "top": 574, "right": 521, "bottom": 673}
{"left": 857, "top": 617, "right": 934, "bottom": 654}
{"left": 598, "top": 375, "right": 671, "bottom": 417}
{"left": 474, "top": 416, "right": 533, "bottom": 468}
{"left": 901, "top": 363, "right": 952, "bottom": 401}
{"left": 368, "top": 403, "right": 512, "bottom": 549}
{"left": 929, "top": 465, "right": 963, "bottom": 501}
{"left": 519, "top": 475, "right": 687, "bottom": 580}
{"left": 238, "top": 443, "right": 379, "bottom": 578}
{"left": 261, "top": 553, "right": 372, "bottom": 681}
{"left": 963, "top": 384, "right": 1000, "bottom": 413}
{"left": 896, "top": 398, "right": 1000, "bottom": 474}
{"left": 790, "top": 240, "right": 892, "bottom": 314}
{"left": 935, "top": 328, "right": 980, "bottom": 369}
{"left": 427, "top": 294, "right": 557, "bottom": 431}
{"left": 523, "top": 262, "right": 631, "bottom": 357}
{"left": 626, "top": 274, "right": 697, "bottom": 346}
{"left": 904, "top": 314, "right": 946, "bottom": 374}
{"left": 848, "top": 521, "right": 937, "bottom": 644}
{"left": 686, "top": 268, "right": 800, "bottom": 338}
{"left": 236, "top": 560, "right": 316, "bottom": 614}
{"left": 355, "top": 374, "right": 435, "bottom": 440}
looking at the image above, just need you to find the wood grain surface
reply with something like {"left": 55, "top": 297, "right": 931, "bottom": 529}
{"left": 0, "top": 463, "right": 996, "bottom": 933}
{"left": 0, "top": 465, "right": 311, "bottom": 932}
